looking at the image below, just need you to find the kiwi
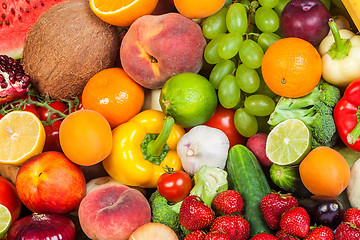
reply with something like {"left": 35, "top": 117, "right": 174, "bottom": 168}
{"left": 22, "top": 0, "right": 119, "bottom": 100}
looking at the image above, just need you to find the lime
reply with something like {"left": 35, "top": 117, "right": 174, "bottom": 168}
{"left": 159, "top": 73, "right": 218, "bottom": 128}
{"left": 266, "top": 119, "right": 311, "bottom": 165}
{"left": 0, "top": 204, "right": 12, "bottom": 238}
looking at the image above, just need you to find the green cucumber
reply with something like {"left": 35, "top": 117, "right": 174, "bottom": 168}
{"left": 227, "top": 144, "right": 273, "bottom": 236}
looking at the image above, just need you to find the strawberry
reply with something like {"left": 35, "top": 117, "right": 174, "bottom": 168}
{"left": 260, "top": 192, "right": 299, "bottom": 230}
{"left": 179, "top": 195, "right": 214, "bottom": 231}
{"left": 249, "top": 232, "right": 279, "bottom": 239}
{"left": 212, "top": 190, "right": 244, "bottom": 216}
{"left": 276, "top": 230, "right": 298, "bottom": 240}
{"left": 334, "top": 222, "right": 360, "bottom": 240}
{"left": 210, "top": 215, "right": 250, "bottom": 240}
{"left": 280, "top": 207, "right": 310, "bottom": 238}
{"left": 304, "top": 225, "right": 334, "bottom": 240}
{"left": 204, "top": 231, "right": 231, "bottom": 240}
{"left": 344, "top": 208, "right": 360, "bottom": 228}
{"left": 184, "top": 230, "right": 206, "bottom": 240}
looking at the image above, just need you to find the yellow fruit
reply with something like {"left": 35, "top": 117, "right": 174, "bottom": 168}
{"left": 0, "top": 111, "right": 45, "bottom": 166}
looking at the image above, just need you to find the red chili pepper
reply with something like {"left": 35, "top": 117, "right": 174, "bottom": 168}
{"left": 334, "top": 78, "right": 360, "bottom": 151}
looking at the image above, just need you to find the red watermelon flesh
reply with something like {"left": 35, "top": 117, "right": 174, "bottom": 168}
{"left": 0, "top": 0, "right": 66, "bottom": 59}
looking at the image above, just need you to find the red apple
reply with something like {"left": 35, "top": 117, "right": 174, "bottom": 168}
{"left": 15, "top": 151, "right": 86, "bottom": 214}
{"left": 0, "top": 176, "right": 21, "bottom": 222}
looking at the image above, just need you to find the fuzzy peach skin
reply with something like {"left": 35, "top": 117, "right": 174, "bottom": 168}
{"left": 120, "top": 12, "right": 206, "bottom": 89}
{"left": 78, "top": 184, "right": 151, "bottom": 240}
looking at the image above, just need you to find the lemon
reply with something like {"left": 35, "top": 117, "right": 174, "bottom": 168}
{"left": 160, "top": 73, "right": 218, "bottom": 128}
{"left": 0, "top": 204, "right": 11, "bottom": 238}
{"left": 266, "top": 118, "right": 312, "bottom": 166}
{"left": 0, "top": 111, "right": 46, "bottom": 166}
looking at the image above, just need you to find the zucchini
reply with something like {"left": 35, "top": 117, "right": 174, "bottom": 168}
{"left": 227, "top": 144, "right": 273, "bottom": 236}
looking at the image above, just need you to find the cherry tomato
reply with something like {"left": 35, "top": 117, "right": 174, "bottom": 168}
{"left": 157, "top": 170, "right": 192, "bottom": 203}
{"left": 43, "top": 121, "right": 62, "bottom": 152}
{"left": 0, "top": 176, "right": 22, "bottom": 222}
{"left": 204, "top": 105, "right": 247, "bottom": 148}
{"left": 22, "top": 105, "right": 40, "bottom": 118}
{"left": 38, "top": 101, "right": 67, "bottom": 122}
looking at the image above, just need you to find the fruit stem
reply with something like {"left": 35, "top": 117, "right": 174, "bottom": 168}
{"left": 347, "top": 109, "right": 360, "bottom": 145}
{"left": 328, "top": 18, "right": 351, "bottom": 60}
{"left": 147, "top": 116, "right": 174, "bottom": 157}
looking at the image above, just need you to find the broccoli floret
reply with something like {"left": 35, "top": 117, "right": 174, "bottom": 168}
{"left": 268, "top": 79, "right": 340, "bottom": 149}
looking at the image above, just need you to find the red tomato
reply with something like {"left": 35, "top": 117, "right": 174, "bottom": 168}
{"left": 22, "top": 105, "right": 40, "bottom": 118}
{"left": 204, "top": 105, "right": 247, "bottom": 148}
{"left": 43, "top": 121, "right": 62, "bottom": 152}
{"left": 0, "top": 176, "right": 22, "bottom": 222}
{"left": 18, "top": 95, "right": 39, "bottom": 109}
{"left": 157, "top": 170, "right": 192, "bottom": 203}
{"left": 38, "top": 101, "right": 68, "bottom": 122}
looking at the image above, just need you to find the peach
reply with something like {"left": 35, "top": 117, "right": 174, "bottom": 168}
{"left": 120, "top": 12, "right": 207, "bottom": 89}
{"left": 78, "top": 184, "right": 151, "bottom": 240}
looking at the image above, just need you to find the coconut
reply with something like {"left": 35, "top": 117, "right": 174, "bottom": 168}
{"left": 22, "top": 0, "right": 119, "bottom": 100}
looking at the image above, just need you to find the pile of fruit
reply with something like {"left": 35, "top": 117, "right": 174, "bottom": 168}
{"left": 1, "top": 0, "right": 360, "bottom": 239}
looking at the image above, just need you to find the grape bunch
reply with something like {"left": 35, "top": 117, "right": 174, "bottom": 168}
{"left": 202, "top": 0, "right": 286, "bottom": 138}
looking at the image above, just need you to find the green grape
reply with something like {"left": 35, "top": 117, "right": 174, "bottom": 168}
{"left": 254, "top": 72, "right": 278, "bottom": 98}
{"left": 235, "top": 64, "right": 260, "bottom": 93}
{"left": 217, "top": 32, "right": 243, "bottom": 60}
{"left": 258, "top": 0, "right": 279, "bottom": 8}
{"left": 223, "top": 0, "right": 233, "bottom": 7}
{"left": 273, "top": 0, "right": 291, "bottom": 16}
{"left": 254, "top": 7, "right": 279, "bottom": 33}
{"left": 238, "top": 39, "right": 264, "bottom": 69}
{"left": 202, "top": 8, "right": 228, "bottom": 40}
{"left": 226, "top": 3, "right": 248, "bottom": 34}
{"left": 204, "top": 33, "right": 226, "bottom": 65}
{"left": 234, "top": 108, "right": 258, "bottom": 138}
{"left": 244, "top": 94, "right": 275, "bottom": 116}
{"left": 209, "top": 59, "right": 236, "bottom": 89}
{"left": 257, "top": 32, "right": 282, "bottom": 52}
{"left": 218, "top": 75, "right": 241, "bottom": 109}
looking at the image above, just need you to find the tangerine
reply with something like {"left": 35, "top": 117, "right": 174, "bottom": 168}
{"left": 82, "top": 68, "right": 144, "bottom": 129}
{"left": 89, "top": 0, "right": 159, "bottom": 26}
{"left": 299, "top": 146, "right": 351, "bottom": 197}
{"left": 174, "top": 0, "right": 225, "bottom": 19}
{"left": 59, "top": 110, "right": 112, "bottom": 166}
{"left": 261, "top": 37, "right": 322, "bottom": 98}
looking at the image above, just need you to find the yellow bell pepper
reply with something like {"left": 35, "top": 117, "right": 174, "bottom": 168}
{"left": 102, "top": 109, "right": 185, "bottom": 188}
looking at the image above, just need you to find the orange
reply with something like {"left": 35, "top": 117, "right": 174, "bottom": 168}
{"left": 89, "top": 0, "right": 159, "bottom": 26}
{"left": 299, "top": 146, "right": 351, "bottom": 197}
{"left": 59, "top": 110, "right": 112, "bottom": 166}
{"left": 261, "top": 37, "right": 322, "bottom": 98}
{"left": 174, "top": 0, "right": 225, "bottom": 19}
{"left": 82, "top": 68, "right": 144, "bottom": 129}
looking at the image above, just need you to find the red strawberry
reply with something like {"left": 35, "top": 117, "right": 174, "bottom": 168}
{"left": 184, "top": 230, "right": 206, "bottom": 240}
{"left": 212, "top": 190, "right": 244, "bottom": 216}
{"left": 344, "top": 208, "right": 360, "bottom": 228}
{"left": 276, "top": 230, "right": 298, "bottom": 240}
{"left": 250, "top": 232, "right": 279, "bottom": 239}
{"left": 335, "top": 222, "right": 360, "bottom": 240}
{"left": 179, "top": 195, "right": 215, "bottom": 231}
{"left": 304, "top": 226, "right": 334, "bottom": 240}
{"left": 210, "top": 215, "right": 250, "bottom": 240}
{"left": 261, "top": 192, "right": 299, "bottom": 230}
{"left": 205, "top": 231, "right": 231, "bottom": 240}
{"left": 280, "top": 207, "right": 310, "bottom": 238}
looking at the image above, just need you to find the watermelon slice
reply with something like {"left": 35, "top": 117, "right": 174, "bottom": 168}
{"left": 0, "top": 0, "right": 66, "bottom": 60}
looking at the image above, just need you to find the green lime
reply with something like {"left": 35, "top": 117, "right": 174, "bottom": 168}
{"left": 160, "top": 73, "right": 218, "bottom": 128}
{"left": 0, "top": 204, "right": 12, "bottom": 238}
{"left": 266, "top": 119, "right": 311, "bottom": 166}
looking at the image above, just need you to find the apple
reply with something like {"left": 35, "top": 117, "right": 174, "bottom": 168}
{"left": 0, "top": 176, "right": 21, "bottom": 222}
{"left": 279, "top": 0, "right": 331, "bottom": 46}
{"left": 120, "top": 12, "right": 206, "bottom": 89}
{"left": 15, "top": 151, "right": 86, "bottom": 214}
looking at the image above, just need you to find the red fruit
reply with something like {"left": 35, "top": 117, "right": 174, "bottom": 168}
{"left": 280, "top": 207, "right": 310, "bottom": 238}
{"left": 0, "top": 55, "right": 30, "bottom": 104}
{"left": 335, "top": 222, "right": 360, "bottom": 240}
{"left": 250, "top": 232, "right": 278, "bottom": 240}
{"left": 184, "top": 230, "right": 206, "bottom": 240}
{"left": 205, "top": 231, "right": 231, "bottom": 240}
{"left": 276, "top": 230, "right": 298, "bottom": 240}
{"left": 179, "top": 195, "right": 214, "bottom": 231}
{"left": 212, "top": 190, "right": 244, "bottom": 216}
{"left": 344, "top": 208, "right": 360, "bottom": 228}
{"left": 304, "top": 225, "right": 334, "bottom": 240}
{"left": 210, "top": 215, "right": 250, "bottom": 240}
{"left": 260, "top": 192, "right": 299, "bottom": 230}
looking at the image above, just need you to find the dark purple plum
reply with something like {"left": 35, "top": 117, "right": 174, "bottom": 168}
{"left": 280, "top": 0, "right": 331, "bottom": 46}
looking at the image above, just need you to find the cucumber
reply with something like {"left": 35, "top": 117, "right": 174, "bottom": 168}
{"left": 227, "top": 144, "right": 273, "bottom": 236}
